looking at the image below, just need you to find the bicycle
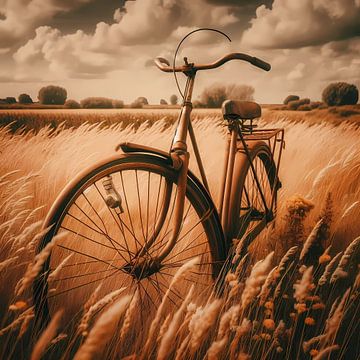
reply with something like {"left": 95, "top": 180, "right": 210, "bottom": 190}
{"left": 33, "top": 31, "right": 285, "bottom": 328}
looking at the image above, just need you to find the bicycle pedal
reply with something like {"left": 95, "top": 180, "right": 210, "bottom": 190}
{"left": 102, "top": 175, "right": 124, "bottom": 213}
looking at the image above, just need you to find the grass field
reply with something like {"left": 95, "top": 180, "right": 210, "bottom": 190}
{"left": 0, "top": 109, "right": 359, "bottom": 359}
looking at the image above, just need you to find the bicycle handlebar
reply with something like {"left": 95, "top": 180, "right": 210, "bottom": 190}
{"left": 154, "top": 52, "right": 271, "bottom": 73}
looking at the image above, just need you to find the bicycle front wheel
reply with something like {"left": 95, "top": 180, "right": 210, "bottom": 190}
{"left": 34, "top": 153, "right": 225, "bottom": 327}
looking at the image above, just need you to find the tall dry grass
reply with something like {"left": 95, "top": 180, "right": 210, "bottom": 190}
{"left": 0, "top": 110, "right": 359, "bottom": 359}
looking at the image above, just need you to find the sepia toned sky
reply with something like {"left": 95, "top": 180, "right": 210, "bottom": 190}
{"left": 0, "top": 0, "right": 359, "bottom": 104}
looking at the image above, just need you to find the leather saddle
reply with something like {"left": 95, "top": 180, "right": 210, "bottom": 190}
{"left": 222, "top": 100, "right": 261, "bottom": 120}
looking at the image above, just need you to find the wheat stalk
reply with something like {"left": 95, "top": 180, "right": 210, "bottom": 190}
{"left": 241, "top": 252, "right": 274, "bottom": 309}
{"left": 30, "top": 309, "right": 63, "bottom": 360}
{"left": 78, "top": 287, "right": 126, "bottom": 336}
{"left": 74, "top": 295, "right": 131, "bottom": 360}
{"left": 157, "top": 285, "right": 194, "bottom": 360}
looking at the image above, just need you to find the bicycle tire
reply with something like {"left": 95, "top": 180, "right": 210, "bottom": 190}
{"left": 227, "top": 140, "right": 277, "bottom": 246}
{"left": 33, "top": 153, "right": 226, "bottom": 327}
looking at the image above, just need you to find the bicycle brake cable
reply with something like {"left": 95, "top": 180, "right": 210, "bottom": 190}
{"left": 172, "top": 27, "right": 232, "bottom": 100}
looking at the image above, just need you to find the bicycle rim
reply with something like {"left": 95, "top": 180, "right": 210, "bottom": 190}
{"left": 33, "top": 154, "right": 225, "bottom": 328}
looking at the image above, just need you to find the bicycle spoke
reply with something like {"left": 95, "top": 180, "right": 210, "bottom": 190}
{"left": 48, "top": 269, "right": 119, "bottom": 299}
{"left": 50, "top": 267, "right": 115, "bottom": 282}
{"left": 59, "top": 225, "right": 130, "bottom": 264}
{"left": 135, "top": 169, "right": 146, "bottom": 242}
{"left": 56, "top": 244, "right": 124, "bottom": 271}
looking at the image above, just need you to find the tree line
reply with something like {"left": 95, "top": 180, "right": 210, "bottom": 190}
{"left": 0, "top": 82, "right": 358, "bottom": 109}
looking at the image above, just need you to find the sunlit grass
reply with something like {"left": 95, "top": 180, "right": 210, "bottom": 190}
{"left": 0, "top": 111, "right": 359, "bottom": 359}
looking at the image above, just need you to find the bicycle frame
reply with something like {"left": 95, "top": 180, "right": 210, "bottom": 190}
{"left": 120, "top": 67, "right": 283, "bottom": 261}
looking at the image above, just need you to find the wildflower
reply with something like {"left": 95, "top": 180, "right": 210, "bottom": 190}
{"left": 307, "top": 295, "right": 320, "bottom": 302}
{"left": 264, "top": 309, "right": 272, "bottom": 316}
{"left": 276, "top": 347, "right": 283, "bottom": 353}
{"left": 260, "top": 333, "right": 271, "bottom": 341}
{"left": 263, "top": 319, "right": 275, "bottom": 330}
{"left": 312, "top": 303, "right": 325, "bottom": 310}
{"left": 310, "top": 349, "right": 319, "bottom": 357}
{"left": 252, "top": 334, "right": 260, "bottom": 341}
{"left": 305, "top": 317, "right": 316, "bottom": 326}
{"left": 319, "top": 253, "right": 331, "bottom": 264}
{"left": 9, "top": 301, "right": 27, "bottom": 311}
{"left": 290, "top": 312, "right": 296, "bottom": 318}
{"left": 264, "top": 301, "right": 274, "bottom": 310}
{"left": 294, "top": 303, "right": 307, "bottom": 314}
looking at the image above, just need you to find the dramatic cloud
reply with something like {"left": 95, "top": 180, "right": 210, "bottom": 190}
{"left": 13, "top": 0, "right": 239, "bottom": 78}
{"left": 242, "top": 0, "right": 360, "bottom": 49}
{"left": 0, "top": 0, "right": 91, "bottom": 48}
{"left": 1, "top": 0, "right": 359, "bottom": 103}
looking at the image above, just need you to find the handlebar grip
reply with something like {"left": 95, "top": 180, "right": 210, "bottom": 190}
{"left": 154, "top": 57, "right": 171, "bottom": 71}
{"left": 251, "top": 57, "right": 271, "bottom": 71}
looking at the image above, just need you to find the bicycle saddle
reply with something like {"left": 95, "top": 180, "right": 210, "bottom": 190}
{"left": 222, "top": 100, "right": 261, "bottom": 120}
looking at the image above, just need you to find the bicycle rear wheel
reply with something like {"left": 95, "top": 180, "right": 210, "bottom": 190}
{"left": 228, "top": 140, "right": 277, "bottom": 246}
{"left": 33, "top": 153, "right": 225, "bottom": 328}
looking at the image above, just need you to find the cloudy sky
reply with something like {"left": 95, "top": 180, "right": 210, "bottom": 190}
{"left": 0, "top": 0, "right": 359, "bottom": 104}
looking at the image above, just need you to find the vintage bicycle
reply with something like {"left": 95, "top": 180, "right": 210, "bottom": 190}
{"left": 33, "top": 30, "right": 284, "bottom": 326}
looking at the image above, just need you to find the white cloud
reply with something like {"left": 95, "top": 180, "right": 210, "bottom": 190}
{"left": 13, "top": 0, "right": 239, "bottom": 78}
{"left": 287, "top": 63, "right": 305, "bottom": 81}
{"left": 242, "top": 0, "right": 360, "bottom": 49}
{"left": 0, "top": 0, "right": 91, "bottom": 48}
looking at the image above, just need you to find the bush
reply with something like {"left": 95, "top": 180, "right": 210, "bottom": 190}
{"left": 18, "top": 93, "right": 33, "bottom": 104}
{"left": 80, "top": 97, "right": 113, "bottom": 109}
{"left": 38, "top": 85, "right": 67, "bottom": 105}
{"left": 136, "top": 97, "right": 148, "bottom": 106}
{"left": 130, "top": 97, "right": 148, "bottom": 108}
{"left": 64, "top": 99, "right": 81, "bottom": 109}
{"left": 288, "top": 98, "right": 310, "bottom": 110}
{"left": 112, "top": 99, "right": 124, "bottom": 109}
{"left": 160, "top": 99, "right": 168, "bottom": 105}
{"left": 170, "top": 94, "right": 178, "bottom": 105}
{"left": 199, "top": 83, "right": 254, "bottom": 108}
{"left": 297, "top": 104, "right": 311, "bottom": 111}
{"left": 322, "top": 82, "right": 358, "bottom": 106}
{"left": 5, "top": 97, "right": 16, "bottom": 104}
{"left": 283, "top": 95, "right": 299, "bottom": 104}
{"left": 309, "top": 101, "right": 323, "bottom": 109}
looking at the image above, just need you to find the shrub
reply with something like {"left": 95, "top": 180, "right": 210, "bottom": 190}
{"left": 283, "top": 95, "right": 299, "bottom": 104}
{"left": 5, "top": 97, "right": 16, "bottom": 104}
{"left": 136, "top": 97, "right": 148, "bottom": 106}
{"left": 288, "top": 98, "right": 310, "bottom": 110}
{"left": 199, "top": 83, "right": 254, "bottom": 108}
{"left": 160, "top": 99, "right": 168, "bottom": 105}
{"left": 309, "top": 101, "right": 323, "bottom": 109}
{"left": 64, "top": 99, "right": 81, "bottom": 109}
{"left": 112, "top": 99, "right": 124, "bottom": 109}
{"left": 170, "top": 94, "right": 178, "bottom": 105}
{"left": 130, "top": 97, "right": 148, "bottom": 108}
{"left": 18, "top": 93, "right": 33, "bottom": 104}
{"left": 130, "top": 100, "right": 143, "bottom": 108}
{"left": 193, "top": 100, "right": 204, "bottom": 108}
{"left": 322, "top": 82, "right": 358, "bottom": 106}
{"left": 317, "top": 103, "right": 328, "bottom": 110}
{"left": 80, "top": 97, "right": 113, "bottom": 109}
{"left": 298, "top": 104, "right": 311, "bottom": 111}
{"left": 38, "top": 85, "right": 67, "bottom": 105}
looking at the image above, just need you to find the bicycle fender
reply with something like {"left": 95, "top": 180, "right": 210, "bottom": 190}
{"left": 117, "top": 142, "right": 227, "bottom": 249}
